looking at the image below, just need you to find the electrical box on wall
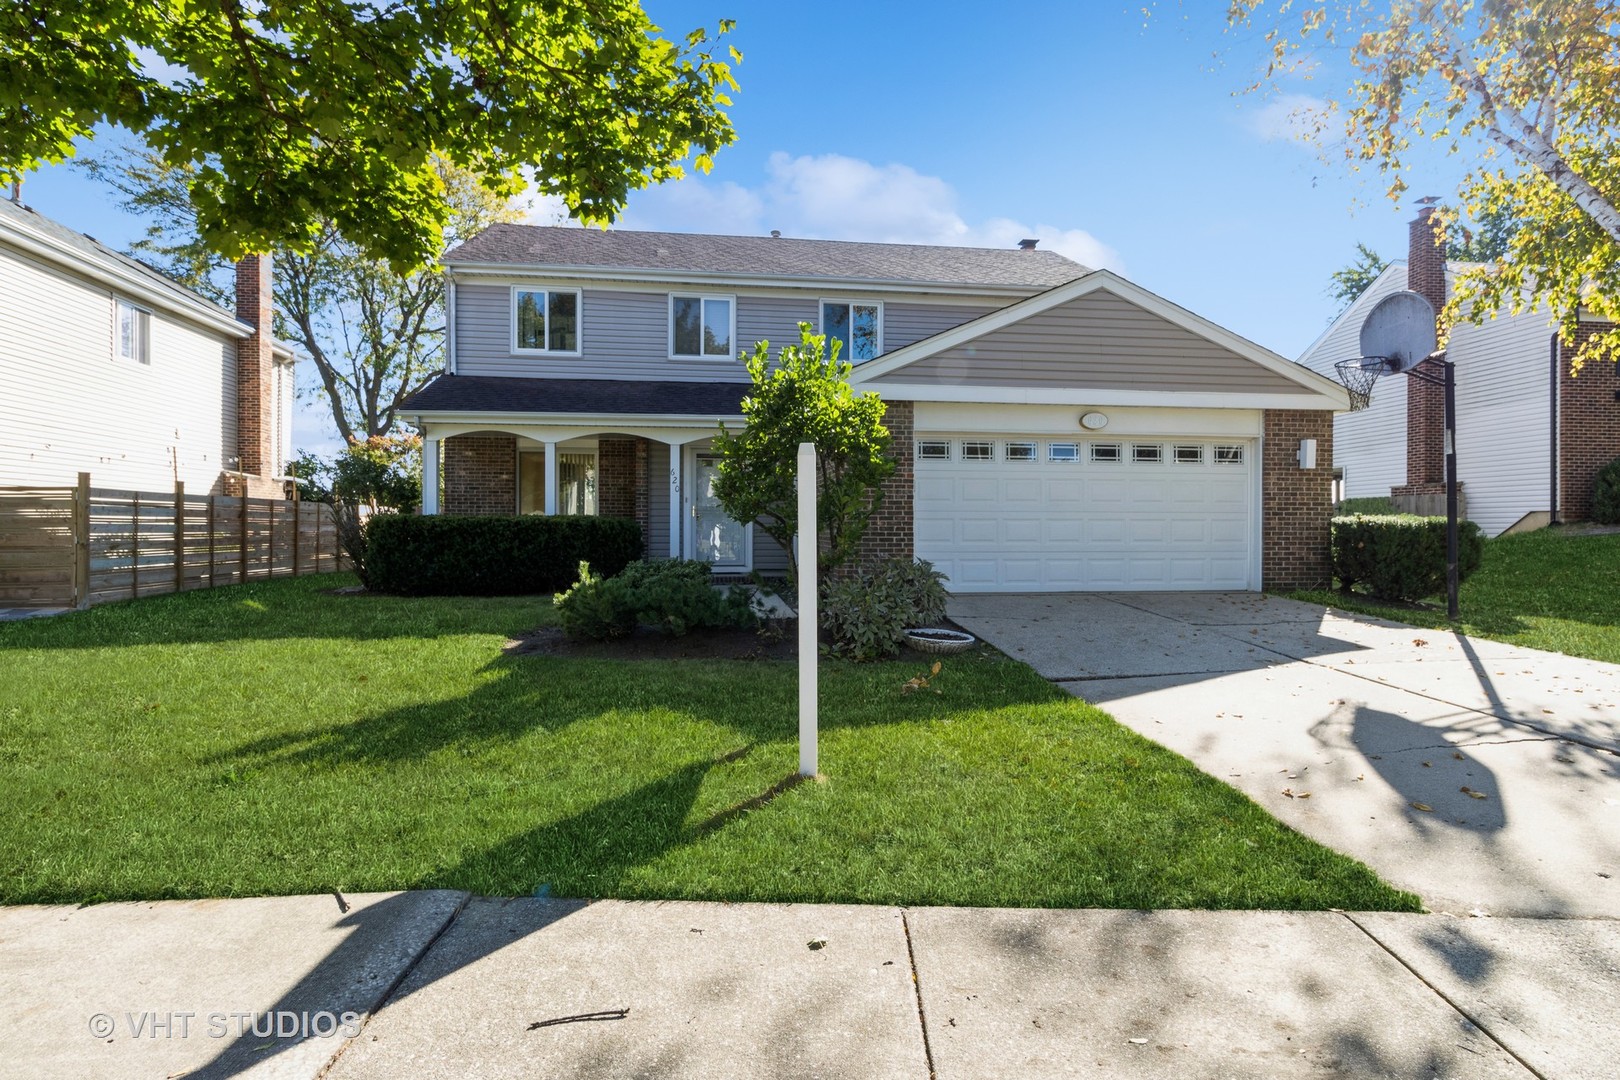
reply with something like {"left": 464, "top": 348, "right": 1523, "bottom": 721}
{"left": 1298, "top": 439, "right": 1318, "bottom": 470}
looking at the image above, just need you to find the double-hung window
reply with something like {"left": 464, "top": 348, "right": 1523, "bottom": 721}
{"left": 512, "top": 287, "right": 580, "bottom": 353}
{"left": 115, "top": 299, "right": 150, "bottom": 365}
{"left": 670, "top": 294, "right": 734, "bottom": 359}
{"left": 821, "top": 300, "right": 881, "bottom": 363}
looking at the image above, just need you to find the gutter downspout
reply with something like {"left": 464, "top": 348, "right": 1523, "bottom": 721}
{"left": 445, "top": 275, "right": 457, "bottom": 375}
{"left": 1550, "top": 333, "right": 1561, "bottom": 524}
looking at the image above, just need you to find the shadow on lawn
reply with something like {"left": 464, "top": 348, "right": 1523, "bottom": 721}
{"left": 0, "top": 574, "right": 546, "bottom": 650}
{"left": 208, "top": 649, "right": 1027, "bottom": 771}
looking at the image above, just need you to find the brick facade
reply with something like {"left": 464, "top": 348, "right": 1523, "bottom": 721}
{"left": 1402, "top": 206, "right": 1448, "bottom": 490}
{"left": 597, "top": 436, "right": 652, "bottom": 544}
{"left": 443, "top": 434, "right": 517, "bottom": 515}
{"left": 1557, "top": 322, "right": 1620, "bottom": 522}
{"left": 1262, "top": 409, "right": 1335, "bottom": 590}
{"left": 847, "top": 399, "right": 915, "bottom": 571}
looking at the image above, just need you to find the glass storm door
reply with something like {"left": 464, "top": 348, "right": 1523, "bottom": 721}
{"left": 692, "top": 456, "right": 747, "bottom": 569}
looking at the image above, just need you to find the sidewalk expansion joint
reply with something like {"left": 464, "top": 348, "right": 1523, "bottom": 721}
{"left": 315, "top": 890, "right": 472, "bottom": 1080}
{"left": 1340, "top": 912, "right": 1551, "bottom": 1080}
{"left": 899, "top": 909, "right": 937, "bottom": 1080}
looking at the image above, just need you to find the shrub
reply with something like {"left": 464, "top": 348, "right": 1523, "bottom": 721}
{"left": 1593, "top": 456, "right": 1620, "bottom": 525}
{"left": 364, "top": 515, "right": 642, "bottom": 596}
{"left": 554, "top": 559, "right": 759, "bottom": 640}
{"left": 822, "top": 558, "right": 949, "bottom": 661}
{"left": 1331, "top": 514, "right": 1484, "bottom": 602}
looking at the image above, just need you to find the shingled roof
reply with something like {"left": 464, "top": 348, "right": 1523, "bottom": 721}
{"left": 404, "top": 375, "right": 750, "bottom": 417}
{"left": 444, "top": 225, "right": 1086, "bottom": 289}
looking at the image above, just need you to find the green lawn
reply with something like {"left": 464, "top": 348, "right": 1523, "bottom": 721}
{"left": 1292, "top": 528, "right": 1620, "bottom": 664}
{"left": 1, "top": 575, "right": 1417, "bottom": 911}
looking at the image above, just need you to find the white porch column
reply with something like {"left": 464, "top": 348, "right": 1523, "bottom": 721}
{"left": 421, "top": 434, "right": 440, "bottom": 515}
{"left": 543, "top": 440, "right": 558, "bottom": 516}
{"left": 668, "top": 442, "right": 684, "bottom": 558}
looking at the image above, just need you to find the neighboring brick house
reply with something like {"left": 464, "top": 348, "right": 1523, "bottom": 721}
{"left": 404, "top": 227, "right": 1350, "bottom": 592}
{"left": 1300, "top": 204, "right": 1619, "bottom": 536}
{"left": 0, "top": 198, "right": 295, "bottom": 499}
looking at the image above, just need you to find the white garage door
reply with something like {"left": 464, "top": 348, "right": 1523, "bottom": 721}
{"left": 914, "top": 435, "right": 1257, "bottom": 592}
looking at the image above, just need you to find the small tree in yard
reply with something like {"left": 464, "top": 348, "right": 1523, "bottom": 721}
{"left": 712, "top": 324, "right": 895, "bottom": 584}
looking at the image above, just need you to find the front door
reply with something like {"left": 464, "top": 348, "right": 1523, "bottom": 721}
{"left": 692, "top": 455, "right": 749, "bottom": 570}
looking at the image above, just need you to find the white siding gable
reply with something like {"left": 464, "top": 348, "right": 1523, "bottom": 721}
{"left": 0, "top": 244, "right": 237, "bottom": 491}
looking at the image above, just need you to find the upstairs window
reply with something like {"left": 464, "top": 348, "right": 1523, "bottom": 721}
{"left": 670, "top": 295, "right": 734, "bottom": 359}
{"left": 821, "top": 300, "right": 881, "bottom": 363}
{"left": 512, "top": 288, "right": 580, "bottom": 353}
{"left": 116, "top": 299, "right": 150, "bottom": 365}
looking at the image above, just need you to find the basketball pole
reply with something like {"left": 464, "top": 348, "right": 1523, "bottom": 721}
{"left": 1406, "top": 356, "right": 1461, "bottom": 621}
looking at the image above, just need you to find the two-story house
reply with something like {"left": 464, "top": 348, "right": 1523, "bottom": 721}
{"left": 405, "top": 226, "right": 1349, "bottom": 592}
{"left": 0, "top": 197, "right": 295, "bottom": 499}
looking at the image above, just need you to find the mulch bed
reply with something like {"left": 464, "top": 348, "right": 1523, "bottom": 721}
{"left": 506, "top": 617, "right": 982, "bottom": 663}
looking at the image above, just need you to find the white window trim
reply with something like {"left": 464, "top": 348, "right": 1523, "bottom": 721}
{"left": 114, "top": 297, "right": 151, "bottom": 365}
{"left": 818, "top": 298, "right": 884, "bottom": 362}
{"left": 667, "top": 292, "right": 738, "bottom": 361}
{"left": 509, "top": 285, "right": 584, "bottom": 356}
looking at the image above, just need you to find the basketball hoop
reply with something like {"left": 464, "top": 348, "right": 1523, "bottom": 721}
{"left": 1334, "top": 356, "right": 1391, "bottom": 412}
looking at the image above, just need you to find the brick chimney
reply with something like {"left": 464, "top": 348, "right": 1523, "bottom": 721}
{"left": 1403, "top": 203, "right": 1447, "bottom": 489}
{"left": 234, "top": 254, "right": 276, "bottom": 482}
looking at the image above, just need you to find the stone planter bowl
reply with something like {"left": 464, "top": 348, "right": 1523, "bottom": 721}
{"left": 903, "top": 628, "right": 977, "bottom": 655}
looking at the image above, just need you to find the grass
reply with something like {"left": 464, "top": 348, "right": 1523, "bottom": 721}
{"left": 1292, "top": 527, "right": 1620, "bottom": 664}
{"left": 0, "top": 575, "right": 1418, "bottom": 912}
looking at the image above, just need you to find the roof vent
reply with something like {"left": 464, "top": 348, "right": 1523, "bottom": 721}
{"left": 770, "top": 230, "right": 781, "bottom": 238}
{"left": 1017, "top": 238, "right": 1039, "bottom": 251}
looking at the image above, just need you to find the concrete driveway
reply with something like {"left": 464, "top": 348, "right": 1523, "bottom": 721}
{"left": 949, "top": 592, "right": 1620, "bottom": 918}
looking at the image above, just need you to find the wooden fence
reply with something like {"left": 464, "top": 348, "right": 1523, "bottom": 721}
{"left": 0, "top": 473, "right": 345, "bottom": 609}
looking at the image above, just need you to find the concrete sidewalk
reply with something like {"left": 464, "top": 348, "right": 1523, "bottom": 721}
{"left": 3, "top": 893, "right": 1617, "bottom": 1079}
{"left": 950, "top": 592, "right": 1620, "bottom": 918}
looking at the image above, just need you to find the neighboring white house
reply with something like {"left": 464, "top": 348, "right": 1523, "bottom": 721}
{"left": 406, "top": 225, "right": 1350, "bottom": 592}
{"left": 0, "top": 197, "right": 295, "bottom": 497}
{"left": 1298, "top": 205, "right": 1618, "bottom": 536}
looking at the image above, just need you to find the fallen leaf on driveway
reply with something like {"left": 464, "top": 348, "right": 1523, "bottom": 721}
{"left": 1421, "top": 761, "right": 1432, "bottom": 768}
{"left": 1461, "top": 787, "right": 1487, "bottom": 799}
{"left": 1452, "top": 752, "right": 1465, "bottom": 760}
{"left": 1410, "top": 802, "right": 1434, "bottom": 812}
{"left": 1281, "top": 788, "right": 1310, "bottom": 799}
{"left": 1129, "top": 1038, "right": 1149, "bottom": 1045}
{"left": 1413, "top": 639, "right": 1428, "bottom": 647}
{"left": 1355, "top": 774, "right": 1365, "bottom": 781}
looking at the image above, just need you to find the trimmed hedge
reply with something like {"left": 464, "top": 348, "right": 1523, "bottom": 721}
{"left": 364, "top": 515, "right": 643, "bottom": 596}
{"left": 1593, "top": 455, "right": 1620, "bottom": 525}
{"left": 1331, "top": 514, "right": 1484, "bottom": 602}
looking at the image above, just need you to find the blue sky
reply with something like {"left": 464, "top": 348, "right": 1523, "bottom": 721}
{"left": 18, "top": 1, "right": 1467, "bottom": 454}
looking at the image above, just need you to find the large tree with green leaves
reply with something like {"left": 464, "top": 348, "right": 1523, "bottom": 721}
{"left": 711, "top": 326, "right": 896, "bottom": 584}
{"left": 1232, "top": 0, "right": 1620, "bottom": 371}
{"left": 0, "top": 2, "right": 739, "bottom": 271}
{"left": 86, "top": 146, "right": 524, "bottom": 441}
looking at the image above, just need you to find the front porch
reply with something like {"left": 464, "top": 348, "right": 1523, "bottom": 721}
{"left": 422, "top": 427, "right": 790, "bottom": 577}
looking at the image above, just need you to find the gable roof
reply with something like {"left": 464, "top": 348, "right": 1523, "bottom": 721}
{"left": 852, "top": 270, "right": 1351, "bottom": 410}
{"left": 444, "top": 224, "right": 1086, "bottom": 291}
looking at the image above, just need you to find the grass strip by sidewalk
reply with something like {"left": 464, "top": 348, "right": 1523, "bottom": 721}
{"left": 1292, "top": 529, "right": 1620, "bottom": 665}
{"left": 1, "top": 574, "right": 1418, "bottom": 912}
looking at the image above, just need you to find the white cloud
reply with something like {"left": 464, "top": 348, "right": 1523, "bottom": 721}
{"left": 1248, "top": 93, "right": 1335, "bottom": 145}
{"left": 616, "top": 151, "right": 1123, "bottom": 272}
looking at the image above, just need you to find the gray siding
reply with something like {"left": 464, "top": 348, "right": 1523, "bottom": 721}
{"left": 737, "top": 295, "right": 818, "bottom": 356}
{"left": 751, "top": 524, "right": 791, "bottom": 575}
{"left": 885, "top": 303, "right": 994, "bottom": 350}
{"left": 884, "top": 290, "right": 1303, "bottom": 393}
{"left": 646, "top": 440, "right": 671, "bottom": 557}
{"left": 454, "top": 281, "right": 1008, "bottom": 382}
{"left": 0, "top": 243, "right": 239, "bottom": 491}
